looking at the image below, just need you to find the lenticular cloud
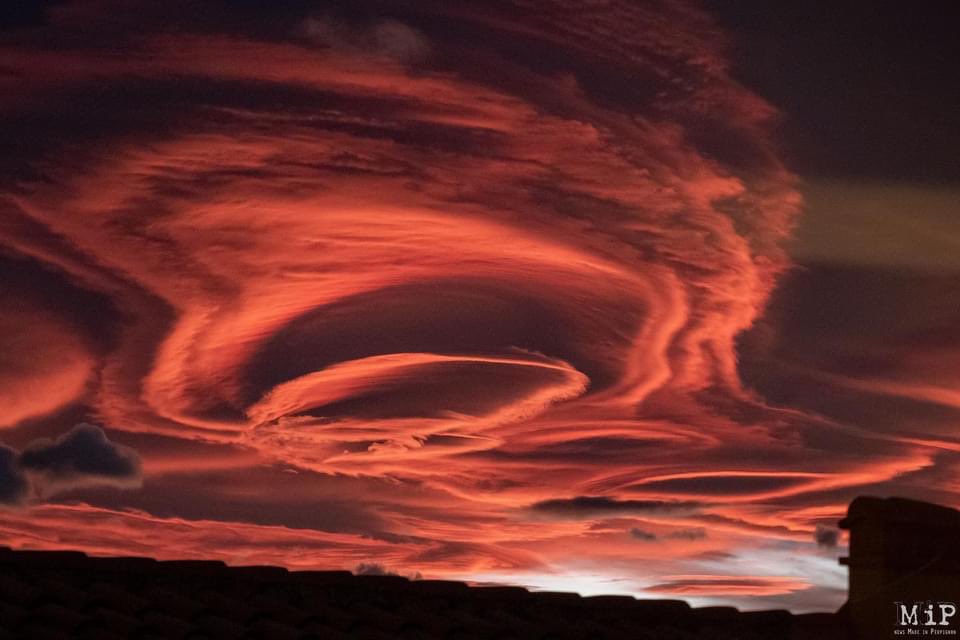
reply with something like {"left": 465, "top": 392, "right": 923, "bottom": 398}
{"left": 1, "top": 0, "right": 798, "bottom": 468}
{"left": 0, "top": 0, "right": 893, "bottom": 612}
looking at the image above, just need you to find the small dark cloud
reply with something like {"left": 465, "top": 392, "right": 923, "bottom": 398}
{"left": 18, "top": 423, "right": 142, "bottom": 496}
{"left": 814, "top": 524, "right": 839, "bottom": 548}
{"left": 529, "top": 496, "right": 700, "bottom": 519}
{"left": 355, "top": 562, "right": 399, "bottom": 576}
{"left": 629, "top": 527, "right": 657, "bottom": 541}
{"left": 629, "top": 526, "right": 707, "bottom": 542}
{"left": 0, "top": 445, "right": 28, "bottom": 506}
{"left": 355, "top": 562, "right": 421, "bottom": 580}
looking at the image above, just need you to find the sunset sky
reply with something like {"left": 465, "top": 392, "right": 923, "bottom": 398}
{"left": 1, "top": 1, "right": 957, "bottom": 612}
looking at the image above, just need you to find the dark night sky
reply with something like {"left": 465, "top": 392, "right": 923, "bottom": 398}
{"left": 711, "top": 0, "right": 959, "bottom": 184}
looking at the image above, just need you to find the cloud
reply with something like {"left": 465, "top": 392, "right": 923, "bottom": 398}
{"left": 630, "top": 526, "right": 707, "bottom": 542}
{"left": 355, "top": 562, "right": 400, "bottom": 576}
{"left": 814, "top": 525, "right": 839, "bottom": 548}
{"left": 629, "top": 527, "right": 657, "bottom": 541}
{"left": 355, "top": 561, "right": 423, "bottom": 580}
{"left": 646, "top": 575, "right": 811, "bottom": 596}
{"left": 627, "top": 473, "right": 813, "bottom": 498}
{"left": 691, "top": 550, "right": 735, "bottom": 561}
{"left": 0, "top": 0, "right": 882, "bottom": 612}
{"left": 0, "top": 296, "right": 95, "bottom": 429}
{"left": 17, "top": 424, "right": 142, "bottom": 496}
{"left": 300, "top": 16, "right": 429, "bottom": 62}
{"left": 0, "top": 445, "right": 28, "bottom": 506}
{"left": 529, "top": 496, "right": 701, "bottom": 519}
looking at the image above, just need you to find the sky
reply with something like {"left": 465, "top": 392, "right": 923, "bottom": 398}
{"left": 0, "top": 0, "right": 957, "bottom": 613}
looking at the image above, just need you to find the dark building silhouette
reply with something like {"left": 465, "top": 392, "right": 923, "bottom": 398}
{"left": 0, "top": 547, "right": 840, "bottom": 639}
{"left": 839, "top": 496, "right": 960, "bottom": 639}
{"left": 2, "top": 496, "right": 958, "bottom": 639}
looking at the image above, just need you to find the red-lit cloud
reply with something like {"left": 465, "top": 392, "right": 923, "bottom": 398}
{"left": 646, "top": 575, "right": 811, "bottom": 597}
{"left": 0, "top": 0, "right": 950, "bottom": 613}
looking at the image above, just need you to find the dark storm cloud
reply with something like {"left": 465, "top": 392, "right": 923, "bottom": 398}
{"left": 19, "top": 423, "right": 142, "bottom": 494}
{"left": 530, "top": 496, "right": 701, "bottom": 519}
{"left": 1, "top": 424, "right": 142, "bottom": 504}
{"left": 0, "top": 445, "right": 28, "bottom": 506}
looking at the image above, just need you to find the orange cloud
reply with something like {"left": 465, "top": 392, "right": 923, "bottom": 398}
{"left": 1, "top": 0, "right": 939, "bottom": 613}
{"left": 646, "top": 575, "right": 811, "bottom": 597}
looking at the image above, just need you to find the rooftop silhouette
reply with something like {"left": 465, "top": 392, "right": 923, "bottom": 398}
{"left": 2, "top": 495, "right": 958, "bottom": 638}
